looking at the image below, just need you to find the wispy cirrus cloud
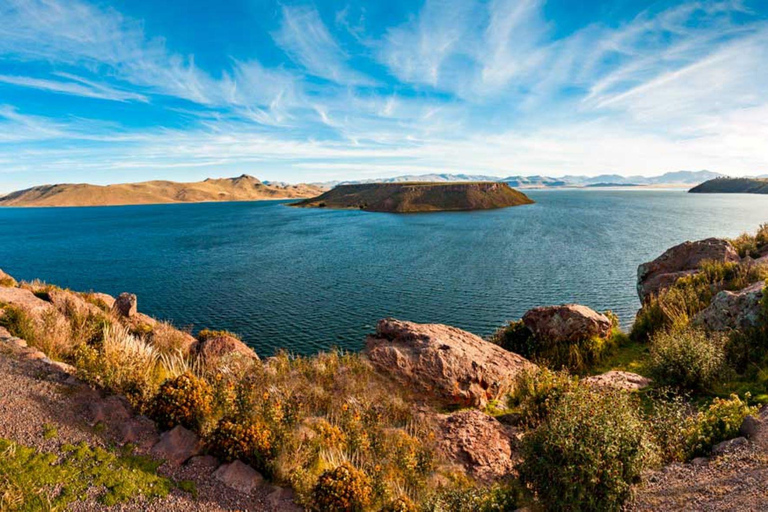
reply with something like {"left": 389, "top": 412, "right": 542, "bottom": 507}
{"left": 273, "top": 5, "right": 375, "bottom": 86}
{"left": 0, "top": 73, "right": 148, "bottom": 102}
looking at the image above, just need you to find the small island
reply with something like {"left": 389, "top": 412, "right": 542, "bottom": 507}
{"left": 689, "top": 177, "right": 768, "bottom": 194}
{"left": 291, "top": 181, "right": 535, "bottom": 213}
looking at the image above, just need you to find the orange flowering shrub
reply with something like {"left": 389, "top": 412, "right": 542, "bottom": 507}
{"left": 208, "top": 418, "right": 273, "bottom": 471}
{"left": 150, "top": 372, "right": 213, "bottom": 430}
{"left": 311, "top": 463, "right": 372, "bottom": 512}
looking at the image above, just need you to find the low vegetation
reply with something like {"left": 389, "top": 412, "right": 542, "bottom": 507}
{"left": 648, "top": 327, "right": 727, "bottom": 392}
{"left": 490, "top": 314, "right": 623, "bottom": 373}
{"left": 0, "top": 438, "right": 185, "bottom": 510}
{"left": 519, "top": 386, "right": 657, "bottom": 511}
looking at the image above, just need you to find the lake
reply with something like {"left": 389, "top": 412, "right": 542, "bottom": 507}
{"left": 1, "top": 189, "right": 766, "bottom": 356}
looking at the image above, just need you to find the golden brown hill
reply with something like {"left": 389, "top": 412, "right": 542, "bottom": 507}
{"left": 292, "top": 182, "right": 534, "bottom": 213}
{"left": 0, "top": 174, "right": 324, "bottom": 207}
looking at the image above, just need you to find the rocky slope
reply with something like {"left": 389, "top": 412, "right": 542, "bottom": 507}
{"left": 292, "top": 182, "right": 534, "bottom": 212}
{"left": 0, "top": 174, "right": 324, "bottom": 207}
{"left": 689, "top": 177, "right": 768, "bottom": 194}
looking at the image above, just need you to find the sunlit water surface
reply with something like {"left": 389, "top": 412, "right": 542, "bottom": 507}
{"left": 1, "top": 189, "right": 766, "bottom": 355}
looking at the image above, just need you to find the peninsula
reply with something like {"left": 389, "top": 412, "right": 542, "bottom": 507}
{"left": 291, "top": 181, "right": 534, "bottom": 213}
{"left": 689, "top": 177, "right": 768, "bottom": 194}
{"left": 0, "top": 174, "right": 324, "bottom": 207}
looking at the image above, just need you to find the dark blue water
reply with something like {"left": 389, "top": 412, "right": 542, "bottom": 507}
{"left": 1, "top": 189, "right": 766, "bottom": 355}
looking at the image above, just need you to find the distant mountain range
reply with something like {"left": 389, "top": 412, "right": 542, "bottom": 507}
{"left": 315, "top": 170, "right": 734, "bottom": 189}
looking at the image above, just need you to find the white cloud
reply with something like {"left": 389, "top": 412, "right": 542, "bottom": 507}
{"left": 273, "top": 5, "right": 375, "bottom": 86}
{"left": 0, "top": 73, "right": 148, "bottom": 102}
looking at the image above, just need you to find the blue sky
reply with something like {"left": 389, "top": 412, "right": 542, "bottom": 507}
{"left": 0, "top": 0, "right": 767, "bottom": 192}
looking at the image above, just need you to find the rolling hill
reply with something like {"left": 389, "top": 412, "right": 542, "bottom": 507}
{"left": 0, "top": 175, "right": 324, "bottom": 207}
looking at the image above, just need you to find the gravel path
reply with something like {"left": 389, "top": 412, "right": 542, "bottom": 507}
{"left": 0, "top": 341, "right": 299, "bottom": 511}
{"left": 635, "top": 407, "right": 768, "bottom": 511}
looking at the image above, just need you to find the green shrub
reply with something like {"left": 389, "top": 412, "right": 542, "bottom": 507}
{"left": 423, "top": 482, "right": 523, "bottom": 512}
{"left": 688, "top": 394, "right": 757, "bottom": 457}
{"left": 648, "top": 328, "right": 726, "bottom": 391}
{"left": 729, "top": 224, "right": 768, "bottom": 258}
{"left": 150, "top": 372, "right": 213, "bottom": 431}
{"left": 644, "top": 391, "right": 697, "bottom": 463}
{"left": 207, "top": 418, "right": 273, "bottom": 472}
{"left": 518, "top": 387, "right": 657, "bottom": 511}
{"left": 310, "top": 463, "right": 372, "bottom": 512}
{"left": 632, "top": 259, "right": 768, "bottom": 340}
{"left": 508, "top": 367, "right": 578, "bottom": 428}
{"left": 491, "top": 320, "right": 618, "bottom": 373}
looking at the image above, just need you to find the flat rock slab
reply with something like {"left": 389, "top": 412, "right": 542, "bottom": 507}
{"left": 151, "top": 425, "right": 202, "bottom": 466}
{"left": 213, "top": 460, "right": 265, "bottom": 494}
{"left": 582, "top": 371, "right": 652, "bottom": 391}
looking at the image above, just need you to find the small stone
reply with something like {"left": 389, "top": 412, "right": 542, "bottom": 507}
{"left": 739, "top": 415, "right": 762, "bottom": 439}
{"left": 711, "top": 436, "right": 748, "bottom": 456}
{"left": 119, "top": 416, "right": 158, "bottom": 449}
{"left": 265, "top": 486, "right": 302, "bottom": 512}
{"left": 22, "top": 349, "right": 46, "bottom": 360}
{"left": 187, "top": 455, "right": 220, "bottom": 472}
{"left": 691, "top": 457, "right": 709, "bottom": 467}
{"left": 113, "top": 292, "right": 137, "bottom": 318}
{"left": 213, "top": 460, "right": 265, "bottom": 494}
{"left": 151, "top": 426, "right": 202, "bottom": 466}
{"left": 87, "top": 395, "right": 132, "bottom": 426}
{"left": 0, "top": 326, "right": 11, "bottom": 339}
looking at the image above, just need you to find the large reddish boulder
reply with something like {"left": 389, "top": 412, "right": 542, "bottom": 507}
{"left": 365, "top": 318, "right": 533, "bottom": 408}
{"left": 194, "top": 333, "right": 258, "bottom": 362}
{"left": 694, "top": 281, "right": 765, "bottom": 331}
{"left": 637, "top": 238, "right": 739, "bottom": 302}
{"left": 522, "top": 304, "right": 612, "bottom": 343}
{"left": 433, "top": 409, "right": 518, "bottom": 482}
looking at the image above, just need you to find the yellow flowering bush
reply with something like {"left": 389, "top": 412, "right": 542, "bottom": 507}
{"left": 150, "top": 372, "right": 213, "bottom": 430}
{"left": 310, "top": 463, "right": 372, "bottom": 512}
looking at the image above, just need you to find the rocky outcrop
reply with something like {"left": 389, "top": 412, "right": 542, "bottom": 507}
{"left": 637, "top": 238, "right": 740, "bottom": 302}
{"left": 113, "top": 292, "right": 138, "bottom": 318}
{"left": 47, "top": 289, "right": 103, "bottom": 318}
{"left": 582, "top": 371, "right": 652, "bottom": 391}
{"left": 433, "top": 409, "right": 517, "bottom": 482}
{"left": 365, "top": 318, "right": 533, "bottom": 408}
{"left": 522, "top": 304, "right": 612, "bottom": 342}
{"left": 694, "top": 281, "right": 765, "bottom": 331}
{"left": 88, "top": 292, "right": 116, "bottom": 310}
{"left": 194, "top": 334, "right": 259, "bottom": 363}
{"left": 0, "top": 268, "right": 17, "bottom": 287}
{"left": 0, "top": 287, "right": 60, "bottom": 317}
